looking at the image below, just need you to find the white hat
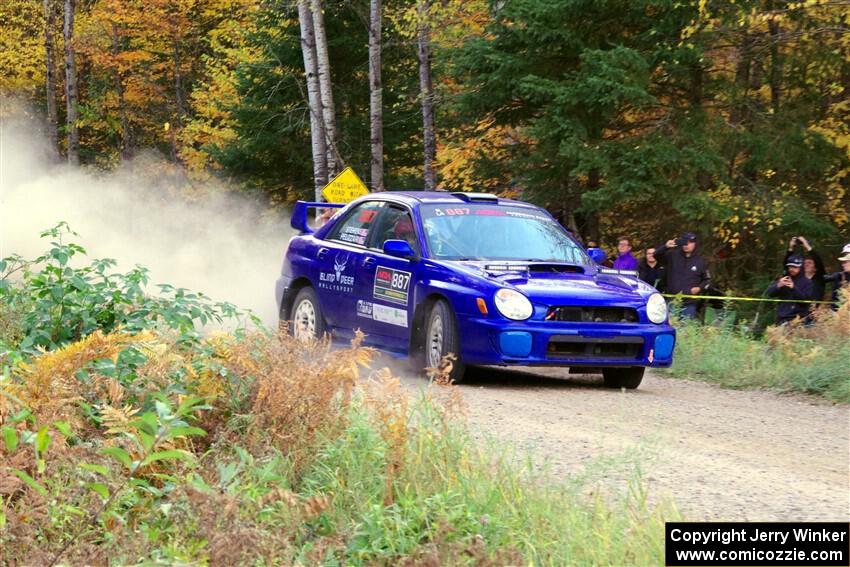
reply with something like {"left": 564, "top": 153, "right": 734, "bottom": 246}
{"left": 839, "top": 243, "right": 850, "bottom": 262}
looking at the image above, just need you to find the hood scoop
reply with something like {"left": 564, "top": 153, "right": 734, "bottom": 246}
{"left": 483, "top": 263, "right": 585, "bottom": 277}
{"left": 529, "top": 264, "right": 585, "bottom": 274}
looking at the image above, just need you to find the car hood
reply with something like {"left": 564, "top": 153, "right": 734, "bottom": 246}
{"left": 448, "top": 261, "right": 652, "bottom": 306}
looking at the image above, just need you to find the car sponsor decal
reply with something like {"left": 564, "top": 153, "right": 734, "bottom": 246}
{"left": 374, "top": 266, "right": 411, "bottom": 306}
{"left": 433, "top": 207, "right": 471, "bottom": 216}
{"left": 372, "top": 304, "right": 408, "bottom": 327}
{"left": 355, "top": 299, "right": 407, "bottom": 327}
{"left": 318, "top": 251, "right": 355, "bottom": 292}
{"left": 504, "top": 210, "right": 552, "bottom": 221}
{"left": 339, "top": 225, "right": 368, "bottom": 245}
{"left": 356, "top": 299, "right": 373, "bottom": 318}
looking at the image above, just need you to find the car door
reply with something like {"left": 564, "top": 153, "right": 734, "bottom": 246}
{"left": 353, "top": 203, "right": 421, "bottom": 351}
{"left": 316, "top": 200, "right": 385, "bottom": 332}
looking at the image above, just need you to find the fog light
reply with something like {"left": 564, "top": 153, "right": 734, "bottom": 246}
{"left": 499, "top": 331, "right": 532, "bottom": 357}
{"left": 654, "top": 334, "right": 675, "bottom": 359}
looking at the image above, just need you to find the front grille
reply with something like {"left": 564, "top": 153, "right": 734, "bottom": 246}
{"left": 547, "top": 335, "right": 643, "bottom": 360}
{"left": 546, "top": 305, "right": 639, "bottom": 323}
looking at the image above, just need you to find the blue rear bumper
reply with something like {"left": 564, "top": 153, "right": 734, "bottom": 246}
{"left": 457, "top": 315, "right": 676, "bottom": 368}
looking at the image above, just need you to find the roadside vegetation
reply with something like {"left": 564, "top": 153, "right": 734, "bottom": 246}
{"left": 1, "top": 226, "right": 672, "bottom": 565}
{"left": 665, "top": 300, "right": 850, "bottom": 404}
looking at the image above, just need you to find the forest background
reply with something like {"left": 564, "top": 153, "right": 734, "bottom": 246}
{"left": 1, "top": 0, "right": 848, "bottom": 297}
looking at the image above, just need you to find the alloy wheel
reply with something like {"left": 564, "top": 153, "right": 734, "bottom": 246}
{"left": 293, "top": 299, "right": 316, "bottom": 340}
{"left": 427, "top": 314, "right": 444, "bottom": 367}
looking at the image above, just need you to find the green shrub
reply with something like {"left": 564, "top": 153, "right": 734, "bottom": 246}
{"left": 665, "top": 302, "right": 850, "bottom": 403}
{"left": 1, "top": 226, "right": 674, "bottom": 565}
{"left": 0, "top": 222, "right": 254, "bottom": 354}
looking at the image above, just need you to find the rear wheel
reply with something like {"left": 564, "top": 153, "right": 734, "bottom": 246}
{"left": 290, "top": 287, "right": 325, "bottom": 341}
{"left": 602, "top": 367, "right": 644, "bottom": 389}
{"left": 424, "top": 299, "right": 466, "bottom": 383}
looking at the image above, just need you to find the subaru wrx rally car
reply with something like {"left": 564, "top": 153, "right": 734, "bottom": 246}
{"left": 276, "top": 192, "right": 675, "bottom": 388}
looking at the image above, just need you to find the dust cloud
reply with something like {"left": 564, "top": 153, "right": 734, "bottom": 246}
{"left": 0, "top": 109, "right": 294, "bottom": 327}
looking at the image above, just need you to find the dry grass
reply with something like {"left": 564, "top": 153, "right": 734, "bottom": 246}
{"left": 2, "top": 326, "right": 670, "bottom": 565}
{"left": 363, "top": 369, "right": 410, "bottom": 506}
{"left": 244, "top": 330, "right": 375, "bottom": 470}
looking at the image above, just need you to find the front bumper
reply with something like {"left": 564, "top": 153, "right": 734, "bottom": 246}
{"left": 456, "top": 315, "right": 676, "bottom": 368}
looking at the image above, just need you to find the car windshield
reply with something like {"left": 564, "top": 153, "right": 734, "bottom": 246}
{"left": 420, "top": 203, "right": 588, "bottom": 263}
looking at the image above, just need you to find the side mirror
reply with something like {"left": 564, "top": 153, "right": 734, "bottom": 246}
{"left": 383, "top": 239, "right": 415, "bottom": 259}
{"left": 587, "top": 247, "right": 607, "bottom": 265}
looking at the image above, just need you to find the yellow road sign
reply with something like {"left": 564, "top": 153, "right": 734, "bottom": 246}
{"left": 321, "top": 167, "right": 370, "bottom": 204}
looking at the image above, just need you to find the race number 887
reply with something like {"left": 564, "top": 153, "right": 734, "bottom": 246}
{"left": 392, "top": 272, "right": 410, "bottom": 290}
{"left": 434, "top": 208, "right": 470, "bottom": 216}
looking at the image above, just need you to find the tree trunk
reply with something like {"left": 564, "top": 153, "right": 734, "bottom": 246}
{"left": 170, "top": 20, "right": 185, "bottom": 164}
{"left": 730, "top": 30, "right": 752, "bottom": 126}
{"left": 111, "top": 21, "right": 131, "bottom": 159}
{"left": 368, "top": 0, "right": 384, "bottom": 191}
{"left": 310, "top": 0, "right": 340, "bottom": 177}
{"left": 417, "top": 0, "right": 436, "bottom": 191}
{"left": 585, "top": 168, "right": 601, "bottom": 242}
{"left": 43, "top": 0, "right": 59, "bottom": 159}
{"left": 298, "top": 0, "right": 328, "bottom": 198}
{"left": 63, "top": 0, "right": 79, "bottom": 165}
{"left": 767, "top": 18, "right": 782, "bottom": 113}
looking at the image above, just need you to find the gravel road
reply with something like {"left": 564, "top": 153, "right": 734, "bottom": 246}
{"left": 397, "top": 366, "right": 850, "bottom": 521}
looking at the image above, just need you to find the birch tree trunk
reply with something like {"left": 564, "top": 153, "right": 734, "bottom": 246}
{"left": 310, "top": 0, "right": 339, "bottom": 176}
{"left": 298, "top": 0, "right": 328, "bottom": 198}
{"left": 368, "top": 0, "right": 384, "bottom": 191}
{"left": 417, "top": 0, "right": 436, "bottom": 191}
{"left": 43, "top": 0, "right": 59, "bottom": 159}
{"left": 169, "top": 16, "right": 186, "bottom": 164}
{"left": 63, "top": 0, "right": 79, "bottom": 165}
{"left": 170, "top": 41, "right": 183, "bottom": 162}
{"left": 111, "top": 21, "right": 131, "bottom": 159}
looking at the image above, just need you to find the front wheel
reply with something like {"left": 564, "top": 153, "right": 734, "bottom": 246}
{"left": 424, "top": 299, "right": 466, "bottom": 383}
{"left": 289, "top": 287, "right": 326, "bottom": 341}
{"left": 602, "top": 367, "right": 644, "bottom": 389}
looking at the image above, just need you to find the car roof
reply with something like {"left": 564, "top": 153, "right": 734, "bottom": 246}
{"left": 360, "top": 191, "right": 539, "bottom": 209}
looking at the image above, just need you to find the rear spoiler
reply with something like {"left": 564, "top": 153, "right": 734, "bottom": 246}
{"left": 291, "top": 201, "right": 345, "bottom": 234}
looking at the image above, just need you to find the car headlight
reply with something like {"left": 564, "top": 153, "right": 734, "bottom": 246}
{"left": 494, "top": 288, "right": 533, "bottom": 320}
{"left": 646, "top": 293, "right": 668, "bottom": 324}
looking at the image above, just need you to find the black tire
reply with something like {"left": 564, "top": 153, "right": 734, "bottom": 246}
{"left": 289, "top": 287, "right": 326, "bottom": 340}
{"left": 602, "top": 367, "right": 645, "bottom": 389}
{"left": 423, "top": 299, "right": 466, "bottom": 383}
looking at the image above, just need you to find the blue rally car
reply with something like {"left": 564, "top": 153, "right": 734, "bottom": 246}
{"left": 275, "top": 192, "right": 675, "bottom": 388}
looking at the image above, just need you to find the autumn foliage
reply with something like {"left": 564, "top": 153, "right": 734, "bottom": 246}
{"left": 2, "top": 0, "right": 848, "bottom": 290}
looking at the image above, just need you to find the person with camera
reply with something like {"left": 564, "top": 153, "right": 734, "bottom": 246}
{"left": 766, "top": 254, "right": 814, "bottom": 324}
{"left": 653, "top": 232, "right": 710, "bottom": 319}
{"left": 824, "top": 244, "right": 850, "bottom": 306}
{"left": 783, "top": 236, "right": 826, "bottom": 301}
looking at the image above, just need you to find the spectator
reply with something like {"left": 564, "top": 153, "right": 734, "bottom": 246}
{"left": 316, "top": 207, "right": 336, "bottom": 226}
{"left": 824, "top": 244, "right": 850, "bottom": 306}
{"left": 653, "top": 232, "right": 711, "bottom": 319}
{"left": 637, "top": 247, "right": 665, "bottom": 290}
{"left": 585, "top": 239, "right": 599, "bottom": 249}
{"left": 783, "top": 236, "right": 826, "bottom": 300}
{"left": 766, "top": 254, "right": 814, "bottom": 324}
{"left": 613, "top": 237, "right": 638, "bottom": 271}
